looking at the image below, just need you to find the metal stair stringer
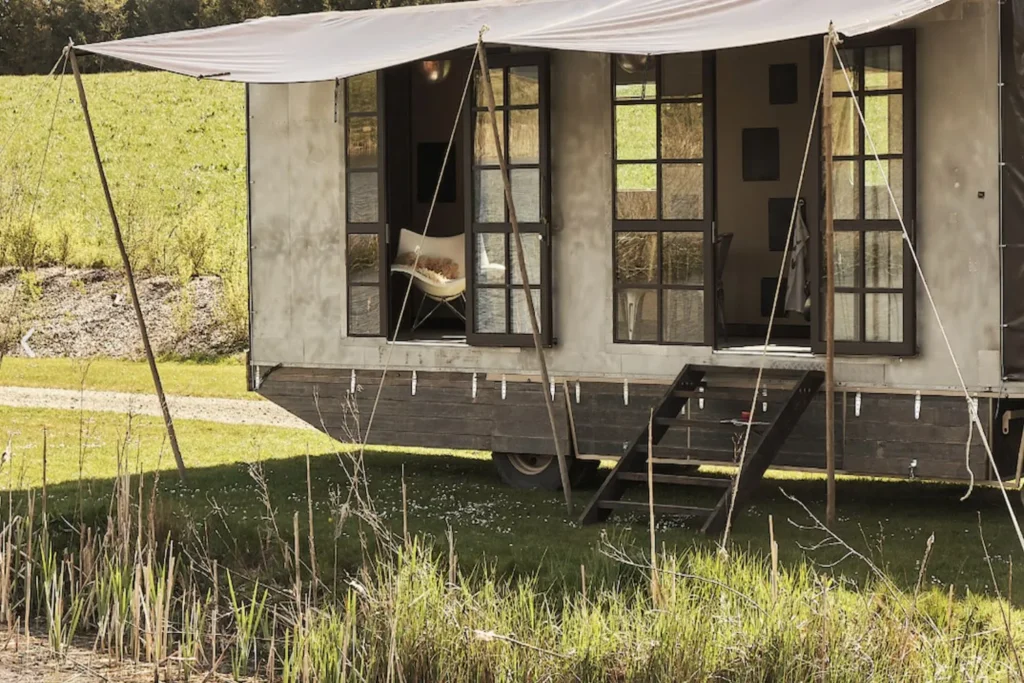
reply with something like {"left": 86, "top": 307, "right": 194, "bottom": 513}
{"left": 700, "top": 370, "right": 825, "bottom": 535}
{"left": 578, "top": 365, "right": 706, "bottom": 525}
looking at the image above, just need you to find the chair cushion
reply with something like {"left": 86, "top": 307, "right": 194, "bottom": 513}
{"left": 394, "top": 252, "right": 460, "bottom": 282}
{"left": 395, "top": 228, "right": 465, "bottom": 277}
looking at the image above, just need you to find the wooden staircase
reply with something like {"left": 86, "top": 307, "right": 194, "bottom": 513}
{"left": 578, "top": 365, "right": 824, "bottom": 535}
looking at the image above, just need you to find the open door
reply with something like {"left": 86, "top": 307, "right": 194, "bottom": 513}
{"left": 811, "top": 32, "right": 917, "bottom": 355}
{"left": 344, "top": 71, "right": 390, "bottom": 337}
{"left": 611, "top": 52, "right": 716, "bottom": 346}
{"left": 464, "top": 52, "right": 552, "bottom": 347}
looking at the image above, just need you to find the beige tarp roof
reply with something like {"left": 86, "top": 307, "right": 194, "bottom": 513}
{"left": 78, "top": 0, "right": 950, "bottom": 83}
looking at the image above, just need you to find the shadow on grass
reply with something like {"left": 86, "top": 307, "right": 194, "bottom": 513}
{"left": 20, "top": 445, "right": 1024, "bottom": 602}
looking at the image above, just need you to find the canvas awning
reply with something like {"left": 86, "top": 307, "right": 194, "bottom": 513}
{"left": 78, "top": 0, "right": 951, "bottom": 83}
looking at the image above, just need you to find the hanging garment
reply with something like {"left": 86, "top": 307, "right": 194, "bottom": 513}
{"left": 785, "top": 209, "right": 810, "bottom": 316}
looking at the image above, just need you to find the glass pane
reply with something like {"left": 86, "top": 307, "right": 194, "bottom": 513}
{"left": 349, "top": 286, "right": 380, "bottom": 335}
{"left": 661, "top": 103, "right": 703, "bottom": 160}
{"left": 509, "top": 66, "right": 539, "bottom": 105}
{"left": 615, "top": 55, "right": 656, "bottom": 100}
{"left": 474, "top": 288, "right": 506, "bottom": 333}
{"left": 347, "top": 234, "right": 379, "bottom": 283}
{"left": 831, "top": 160, "right": 860, "bottom": 220}
{"left": 347, "top": 116, "right": 378, "bottom": 169}
{"left": 615, "top": 232, "right": 657, "bottom": 285}
{"left": 348, "top": 172, "right": 378, "bottom": 223}
{"left": 663, "top": 164, "right": 704, "bottom": 220}
{"left": 663, "top": 289, "right": 703, "bottom": 343}
{"left": 865, "top": 46, "right": 903, "bottom": 91}
{"left": 347, "top": 73, "right": 376, "bottom": 112}
{"left": 509, "top": 109, "right": 539, "bottom": 164}
{"left": 511, "top": 168, "right": 540, "bottom": 223}
{"left": 475, "top": 233, "right": 506, "bottom": 285}
{"left": 616, "top": 289, "right": 657, "bottom": 342}
{"left": 865, "top": 231, "right": 903, "bottom": 288}
{"left": 663, "top": 233, "right": 703, "bottom": 285}
{"left": 866, "top": 293, "right": 904, "bottom": 342}
{"left": 662, "top": 53, "right": 702, "bottom": 98}
{"left": 832, "top": 97, "right": 859, "bottom": 157}
{"left": 615, "top": 104, "right": 656, "bottom": 160}
{"left": 474, "top": 111, "right": 504, "bottom": 165}
{"left": 866, "top": 159, "right": 903, "bottom": 220}
{"left": 832, "top": 48, "right": 859, "bottom": 94}
{"left": 833, "top": 231, "right": 860, "bottom": 287}
{"left": 834, "top": 292, "right": 860, "bottom": 342}
{"left": 476, "top": 67, "right": 504, "bottom": 107}
{"left": 510, "top": 233, "right": 541, "bottom": 285}
{"left": 511, "top": 289, "right": 542, "bottom": 334}
{"left": 865, "top": 95, "right": 903, "bottom": 155}
{"left": 475, "top": 169, "right": 504, "bottom": 223}
{"left": 616, "top": 164, "right": 657, "bottom": 220}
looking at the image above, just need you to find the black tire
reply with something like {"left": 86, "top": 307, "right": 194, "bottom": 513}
{"left": 491, "top": 452, "right": 598, "bottom": 491}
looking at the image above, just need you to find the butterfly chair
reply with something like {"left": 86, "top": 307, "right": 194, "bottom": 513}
{"left": 390, "top": 228, "right": 466, "bottom": 331}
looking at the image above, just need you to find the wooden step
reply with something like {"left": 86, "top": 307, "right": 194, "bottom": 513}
{"left": 653, "top": 416, "right": 771, "bottom": 429}
{"left": 617, "top": 472, "right": 732, "bottom": 487}
{"left": 636, "top": 444, "right": 740, "bottom": 459}
{"left": 671, "top": 387, "right": 772, "bottom": 400}
{"left": 596, "top": 500, "right": 713, "bottom": 517}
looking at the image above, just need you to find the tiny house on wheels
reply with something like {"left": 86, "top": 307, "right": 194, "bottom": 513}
{"left": 78, "top": 0, "right": 1024, "bottom": 531}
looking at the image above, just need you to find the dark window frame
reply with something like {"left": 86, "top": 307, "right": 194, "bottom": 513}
{"left": 344, "top": 71, "right": 389, "bottom": 338}
{"left": 812, "top": 30, "right": 917, "bottom": 356}
{"left": 464, "top": 51, "right": 553, "bottom": 348}
{"left": 611, "top": 52, "right": 716, "bottom": 346}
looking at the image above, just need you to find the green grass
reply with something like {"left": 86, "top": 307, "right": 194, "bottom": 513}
{"left": 0, "top": 71, "right": 245, "bottom": 277}
{"left": 3, "top": 404, "right": 1023, "bottom": 601}
{"left": 0, "top": 355, "right": 253, "bottom": 400}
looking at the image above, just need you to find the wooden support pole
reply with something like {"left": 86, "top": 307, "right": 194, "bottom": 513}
{"left": 476, "top": 36, "right": 573, "bottom": 514}
{"left": 822, "top": 31, "right": 837, "bottom": 527}
{"left": 68, "top": 46, "right": 187, "bottom": 480}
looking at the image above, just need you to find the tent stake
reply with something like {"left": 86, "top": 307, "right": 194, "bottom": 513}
{"left": 68, "top": 45, "right": 187, "bottom": 481}
{"left": 822, "top": 31, "right": 837, "bottom": 527}
{"left": 476, "top": 35, "right": 573, "bottom": 514}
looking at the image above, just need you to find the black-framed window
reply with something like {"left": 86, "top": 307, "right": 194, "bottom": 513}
{"left": 465, "top": 53, "right": 552, "bottom": 346}
{"left": 345, "top": 72, "right": 388, "bottom": 337}
{"left": 825, "top": 34, "right": 916, "bottom": 353}
{"left": 612, "top": 53, "right": 715, "bottom": 345}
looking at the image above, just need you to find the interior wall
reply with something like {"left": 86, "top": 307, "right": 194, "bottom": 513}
{"left": 406, "top": 53, "right": 473, "bottom": 239}
{"left": 715, "top": 39, "right": 813, "bottom": 334}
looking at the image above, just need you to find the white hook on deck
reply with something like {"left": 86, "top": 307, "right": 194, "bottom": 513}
{"left": 575, "top": 380, "right": 581, "bottom": 404}
{"left": 501, "top": 375, "right": 507, "bottom": 400}
{"left": 623, "top": 378, "right": 629, "bottom": 406}
{"left": 411, "top": 371, "right": 417, "bottom": 396}
{"left": 550, "top": 378, "right": 555, "bottom": 400}
{"left": 472, "top": 372, "right": 478, "bottom": 399}
{"left": 854, "top": 392, "right": 862, "bottom": 417}
{"left": 350, "top": 369, "right": 356, "bottom": 394}
{"left": 914, "top": 391, "right": 921, "bottom": 420}
{"left": 698, "top": 385, "right": 705, "bottom": 410}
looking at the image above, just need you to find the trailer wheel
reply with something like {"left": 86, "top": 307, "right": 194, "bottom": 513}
{"left": 491, "top": 452, "right": 597, "bottom": 491}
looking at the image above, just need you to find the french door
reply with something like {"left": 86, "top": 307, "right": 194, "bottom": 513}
{"left": 812, "top": 32, "right": 917, "bottom": 355}
{"left": 464, "top": 52, "right": 553, "bottom": 347}
{"left": 344, "top": 71, "right": 389, "bottom": 337}
{"left": 610, "top": 52, "right": 716, "bottom": 346}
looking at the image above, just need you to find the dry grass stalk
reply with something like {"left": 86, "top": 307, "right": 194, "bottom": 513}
{"left": 305, "top": 449, "right": 318, "bottom": 605}
{"left": 210, "top": 559, "right": 218, "bottom": 664}
{"left": 978, "top": 514, "right": 1024, "bottom": 678}
{"left": 769, "top": 515, "right": 779, "bottom": 602}
{"left": 647, "top": 408, "right": 660, "bottom": 607}
{"left": 293, "top": 511, "right": 302, "bottom": 613}
{"left": 24, "top": 491, "right": 34, "bottom": 644}
{"left": 401, "top": 463, "right": 409, "bottom": 548}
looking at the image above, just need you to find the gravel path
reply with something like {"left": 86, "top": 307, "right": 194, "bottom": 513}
{"left": 0, "top": 386, "right": 312, "bottom": 430}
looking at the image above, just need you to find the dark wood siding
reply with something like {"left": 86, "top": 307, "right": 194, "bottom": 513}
{"left": 258, "top": 366, "right": 991, "bottom": 481}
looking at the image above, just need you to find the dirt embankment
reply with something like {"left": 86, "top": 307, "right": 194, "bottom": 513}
{"left": 0, "top": 267, "right": 244, "bottom": 359}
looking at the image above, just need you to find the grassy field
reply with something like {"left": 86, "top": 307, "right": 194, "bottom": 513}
{"left": 2, "top": 401, "right": 1022, "bottom": 601}
{"left": 0, "top": 71, "right": 245, "bottom": 278}
{"left": 0, "top": 355, "right": 253, "bottom": 399}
